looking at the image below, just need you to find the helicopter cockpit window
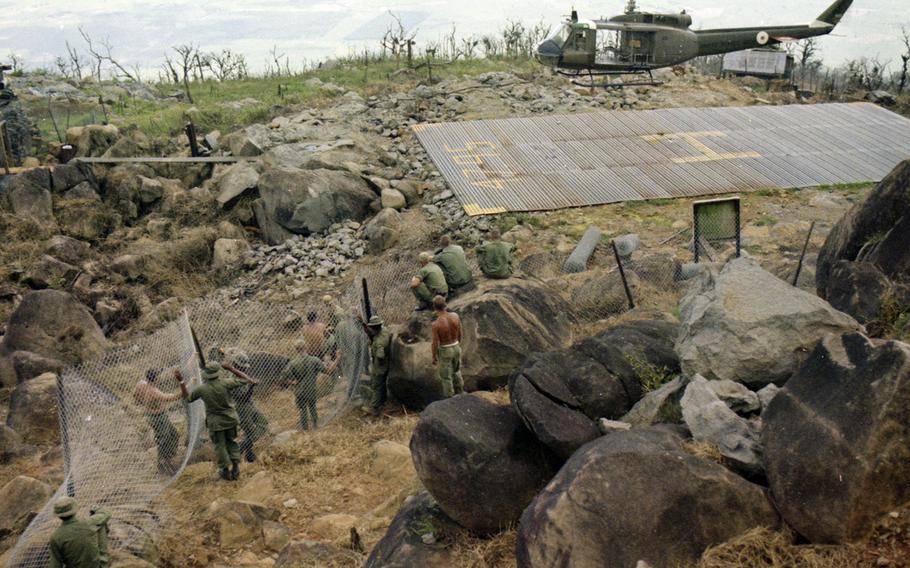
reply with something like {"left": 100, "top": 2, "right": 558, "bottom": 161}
{"left": 544, "top": 24, "right": 572, "bottom": 48}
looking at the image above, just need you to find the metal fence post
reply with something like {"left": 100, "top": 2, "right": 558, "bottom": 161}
{"left": 611, "top": 240, "right": 635, "bottom": 310}
{"left": 792, "top": 221, "right": 816, "bottom": 286}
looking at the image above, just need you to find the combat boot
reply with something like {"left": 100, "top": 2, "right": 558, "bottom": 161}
{"left": 218, "top": 468, "right": 231, "bottom": 481}
{"left": 245, "top": 447, "right": 257, "bottom": 463}
{"left": 231, "top": 461, "right": 240, "bottom": 481}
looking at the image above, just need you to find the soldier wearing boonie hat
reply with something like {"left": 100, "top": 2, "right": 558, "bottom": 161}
{"left": 49, "top": 497, "right": 112, "bottom": 568}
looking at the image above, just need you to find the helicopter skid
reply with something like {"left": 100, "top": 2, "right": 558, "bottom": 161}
{"left": 558, "top": 69, "right": 662, "bottom": 89}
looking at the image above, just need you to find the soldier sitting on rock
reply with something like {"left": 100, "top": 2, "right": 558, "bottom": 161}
{"left": 476, "top": 229, "right": 515, "bottom": 279}
{"left": 410, "top": 251, "right": 448, "bottom": 311}
{"left": 434, "top": 236, "right": 474, "bottom": 297}
{"left": 48, "top": 497, "right": 111, "bottom": 568}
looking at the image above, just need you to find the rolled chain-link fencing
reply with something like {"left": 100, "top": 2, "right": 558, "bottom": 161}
{"left": 6, "top": 205, "right": 823, "bottom": 567}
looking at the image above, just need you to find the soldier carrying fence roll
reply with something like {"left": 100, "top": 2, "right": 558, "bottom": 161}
{"left": 178, "top": 362, "right": 257, "bottom": 481}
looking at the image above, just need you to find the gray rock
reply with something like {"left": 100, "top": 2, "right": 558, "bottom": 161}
{"left": 0, "top": 476, "right": 53, "bottom": 539}
{"left": 763, "top": 332, "right": 910, "bottom": 543}
{"left": 136, "top": 176, "right": 164, "bottom": 204}
{"left": 23, "top": 255, "right": 79, "bottom": 290}
{"left": 676, "top": 257, "right": 862, "bottom": 388}
{"left": 706, "top": 379, "right": 761, "bottom": 415}
{"left": 516, "top": 428, "right": 779, "bottom": 568}
{"left": 757, "top": 383, "right": 780, "bottom": 412}
{"left": 6, "top": 176, "right": 54, "bottom": 225}
{"left": 7, "top": 373, "right": 59, "bottom": 445}
{"left": 410, "top": 394, "right": 560, "bottom": 534}
{"left": 0, "top": 424, "right": 24, "bottom": 463}
{"left": 621, "top": 376, "right": 687, "bottom": 426}
{"left": 45, "top": 235, "right": 91, "bottom": 265}
{"left": 11, "top": 350, "right": 65, "bottom": 383}
{"left": 110, "top": 254, "right": 146, "bottom": 281}
{"left": 63, "top": 181, "right": 101, "bottom": 201}
{"left": 226, "top": 123, "right": 271, "bottom": 156}
{"left": 3, "top": 290, "right": 108, "bottom": 368}
{"left": 212, "top": 238, "right": 250, "bottom": 270}
{"left": 681, "top": 375, "right": 763, "bottom": 476}
{"left": 597, "top": 418, "right": 632, "bottom": 434}
{"left": 214, "top": 161, "right": 260, "bottom": 207}
{"left": 364, "top": 491, "right": 458, "bottom": 568}
{"left": 380, "top": 188, "right": 407, "bottom": 210}
{"left": 256, "top": 167, "right": 374, "bottom": 238}
{"left": 364, "top": 208, "right": 401, "bottom": 255}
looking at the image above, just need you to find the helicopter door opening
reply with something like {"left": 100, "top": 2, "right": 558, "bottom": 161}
{"left": 595, "top": 30, "right": 623, "bottom": 64}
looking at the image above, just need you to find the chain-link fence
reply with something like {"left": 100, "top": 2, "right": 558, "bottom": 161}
{"left": 6, "top": 298, "right": 369, "bottom": 568}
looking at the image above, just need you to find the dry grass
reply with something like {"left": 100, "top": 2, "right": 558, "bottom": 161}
{"left": 682, "top": 440, "right": 725, "bottom": 465}
{"left": 123, "top": 227, "right": 224, "bottom": 301}
{"left": 455, "top": 529, "right": 518, "bottom": 568}
{"left": 698, "top": 527, "right": 865, "bottom": 568}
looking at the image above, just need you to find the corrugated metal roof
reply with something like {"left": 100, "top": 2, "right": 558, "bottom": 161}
{"left": 414, "top": 102, "right": 910, "bottom": 216}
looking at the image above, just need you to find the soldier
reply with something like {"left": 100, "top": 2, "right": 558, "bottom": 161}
{"left": 48, "top": 497, "right": 111, "bottom": 568}
{"left": 133, "top": 368, "right": 181, "bottom": 474}
{"left": 302, "top": 310, "right": 330, "bottom": 357}
{"left": 179, "top": 362, "right": 256, "bottom": 481}
{"left": 431, "top": 296, "right": 464, "bottom": 397}
{"left": 281, "top": 341, "right": 337, "bottom": 430}
{"left": 359, "top": 315, "right": 391, "bottom": 416}
{"left": 434, "top": 236, "right": 473, "bottom": 296}
{"left": 410, "top": 252, "right": 448, "bottom": 311}
{"left": 222, "top": 351, "right": 268, "bottom": 463}
{"left": 476, "top": 229, "right": 515, "bottom": 279}
{"left": 325, "top": 295, "right": 368, "bottom": 399}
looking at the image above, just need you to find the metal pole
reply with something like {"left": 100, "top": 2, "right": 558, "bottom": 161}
{"left": 185, "top": 122, "right": 200, "bottom": 157}
{"left": 611, "top": 240, "right": 635, "bottom": 310}
{"left": 0, "top": 121, "right": 11, "bottom": 174}
{"left": 361, "top": 278, "right": 372, "bottom": 320}
{"left": 56, "top": 373, "right": 76, "bottom": 497}
{"left": 792, "top": 221, "right": 816, "bottom": 286}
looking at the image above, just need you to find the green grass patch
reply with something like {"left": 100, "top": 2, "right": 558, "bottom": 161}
{"left": 494, "top": 212, "right": 542, "bottom": 233}
{"left": 754, "top": 215, "right": 779, "bottom": 227}
{"left": 626, "top": 355, "right": 676, "bottom": 393}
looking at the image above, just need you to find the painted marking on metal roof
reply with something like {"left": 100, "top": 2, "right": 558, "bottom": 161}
{"left": 414, "top": 102, "right": 910, "bottom": 216}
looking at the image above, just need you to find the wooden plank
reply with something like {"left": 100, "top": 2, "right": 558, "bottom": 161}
{"left": 72, "top": 156, "right": 248, "bottom": 164}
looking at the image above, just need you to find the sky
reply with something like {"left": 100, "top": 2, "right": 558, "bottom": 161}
{"left": 1, "top": 1, "right": 907, "bottom": 76}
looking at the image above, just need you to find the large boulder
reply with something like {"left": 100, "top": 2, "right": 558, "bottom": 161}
{"left": 45, "top": 235, "right": 91, "bottom": 266}
{"left": 212, "top": 238, "right": 250, "bottom": 270}
{"left": 207, "top": 499, "right": 279, "bottom": 548}
{"left": 22, "top": 255, "right": 79, "bottom": 290}
{"left": 363, "top": 207, "right": 401, "bottom": 254}
{"left": 762, "top": 332, "right": 910, "bottom": 543}
{"left": 10, "top": 350, "right": 65, "bottom": 383}
{"left": 387, "top": 334, "right": 445, "bottom": 410}
{"left": 3, "top": 290, "right": 107, "bottom": 368}
{"left": 364, "top": 491, "right": 459, "bottom": 568}
{"left": 410, "top": 394, "right": 559, "bottom": 534}
{"left": 0, "top": 425, "right": 24, "bottom": 463}
{"left": 676, "top": 257, "right": 861, "bottom": 387}
{"left": 255, "top": 167, "right": 374, "bottom": 239}
{"left": 449, "top": 279, "right": 575, "bottom": 390}
{"left": 0, "top": 476, "right": 53, "bottom": 543}
{"left": 6, "top": 373, "right": 59, "bottom": 445}
{"left": 5, "top": 175, "right": 54, "bottom": 225}
{"left": 817, "top": 159, "right": 910, "bottom": 299}
{"left": 510, "top": 320, "right": 679, "bottom": 459}
{"left": 516, "top": 428, "right": 779, "bottom": 568}
{"left": 214, "top": 161, "right": 260, "bottom": 208}
{"left": 50, "top": 162, "right": 97, "bottom": 194}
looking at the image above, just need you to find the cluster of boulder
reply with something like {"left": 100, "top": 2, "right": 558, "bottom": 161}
{"left": 365, "top": 161, "right": 910, "bottom": 567}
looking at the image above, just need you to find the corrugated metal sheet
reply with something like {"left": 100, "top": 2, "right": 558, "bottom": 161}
{"left": 414, "top": 102, "right": 910, "bottom": 216}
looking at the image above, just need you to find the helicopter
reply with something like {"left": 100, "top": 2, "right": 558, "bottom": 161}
{"left": 536, "top": 0, "right": 854, "bottom": 87}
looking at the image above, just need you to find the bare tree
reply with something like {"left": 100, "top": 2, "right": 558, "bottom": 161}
{"left": 7, "top": 52, "right": 23, "bottom": 73}
{"left": 899, "top": 25, "right": 910, "bottom": 94}
{"left": 207, "top": 50, "right": 248, "bottom": 81}
{"left": 171, "top": 45, "right": 197, "bottom": 103}
{"left": 79, "top": 27, "right": 104, "bottom": 80}
{"left": 381, "top": 12, "right": 417, "bottom": 67}
{"left": 65, "top": 41, "right": 84, "bottom": 81}
{"left": 77, "top": 27, "right": 138, "bottom": 82}
{"left": 269, "top": 45, "right": 287, "bottom": 77}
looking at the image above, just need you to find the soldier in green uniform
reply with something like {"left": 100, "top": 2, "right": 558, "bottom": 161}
{"left": 48, "top": 497, "right": 111, "bottom": 568}
{"left": 179, "top": 362, "right": 256, "bottom": 481}
{"left": 434, "top": 236, "right": 473, "bottom": 296}
{"left": 281, "top": 341, "right": 337, "bottom": 430}
{"left": 410, "top": 252, "right": 448, "bottom": 311}
{"left": 359, "top": 315, "right": 391, "bottom": 416}
{"left": 476, "top": 229, "right": 515, "bottom": 279}
{"left": 223, "top": 351, "right": 268, "bottom": 463}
